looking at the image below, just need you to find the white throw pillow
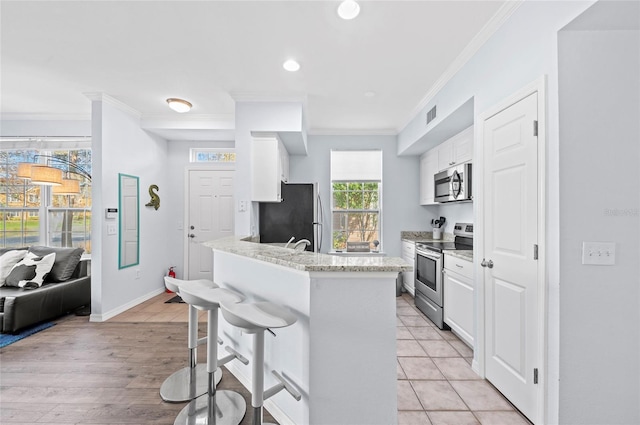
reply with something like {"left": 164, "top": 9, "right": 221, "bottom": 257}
{"left": 5, "top": 252, "right": 56, "bottom": 289}
{"left": 0, "top": 250, "right": 28, "bottom": 286}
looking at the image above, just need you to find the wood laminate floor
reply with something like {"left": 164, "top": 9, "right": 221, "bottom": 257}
{"left": 0, "top": 291, "right": 276, "bottom": 425}
{"left": 1, "top": 291, "right": 531, "bottom": 425}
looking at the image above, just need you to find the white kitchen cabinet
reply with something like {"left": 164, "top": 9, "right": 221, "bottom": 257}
{"left": 443, "top": 253, "right": 474, "bottom": 347}
{"left": 401, "top": 240, "right": 416, "bottom": 295}
{"left": 419, "top": 150, "right": 438, "bottom": 205}
{"left": 251, "top": 136, "right": 289, "bottom": 202}
{"left": 437, "top": 125, "right": 474, "bottom": 171}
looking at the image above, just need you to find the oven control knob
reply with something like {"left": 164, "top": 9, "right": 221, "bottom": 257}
{"left": 481, "top": 259, "right": 494, "bottom": 269}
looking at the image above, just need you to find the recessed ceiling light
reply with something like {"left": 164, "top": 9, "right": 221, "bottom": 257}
{"left": 338, "top": 0, "right": 360, "bottom": 20}
{"left": 364, "top": 91, "right": 376, "bottom": 98}
{"left": 166, "top": 98, "right": 192, "bottom": 113}
{"left": 283, "top": 59, "right": 301, "bottom": 72}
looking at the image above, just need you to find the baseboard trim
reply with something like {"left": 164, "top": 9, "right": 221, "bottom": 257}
{"left": 90, "top": 287, "right": 165, "bottom": 322}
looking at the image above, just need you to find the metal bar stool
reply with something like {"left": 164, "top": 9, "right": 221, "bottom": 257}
{"left": 174, "top": 284, "right": 248, "bottom": 425}
{"left": 220, "top": 301, "right": 301, "bottom": 425}
{"left": 160, "top": 277, "right": 223, "bottom": 402}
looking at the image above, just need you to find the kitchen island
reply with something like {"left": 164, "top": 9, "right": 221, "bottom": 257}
{"left": 203, "top": 236, "right": 411, "bottom": 425}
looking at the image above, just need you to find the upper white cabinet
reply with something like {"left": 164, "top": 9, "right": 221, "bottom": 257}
{"left": 420, "top": 126, "right": 473, "bottom": 204}
{"left": 437, "top": 125, "right": 474, "bottom": 172}
{"left": 419, "top": 150, "right": 438, "bottom": 205}
{"left": 251, "top": 136, "right": 289, "bottom": 202}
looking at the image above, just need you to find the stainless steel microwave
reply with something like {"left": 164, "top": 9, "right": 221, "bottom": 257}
{"left": 434, "top": 163, "right": 472, "bottom": 203}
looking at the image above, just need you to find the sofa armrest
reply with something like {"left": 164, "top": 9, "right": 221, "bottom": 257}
{"left": 2, "top": 275, "right": 91, "bottom": 333}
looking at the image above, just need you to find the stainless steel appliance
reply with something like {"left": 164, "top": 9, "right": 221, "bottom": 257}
{"left": 258, "top": 182, "right": 324, "bottom": 252}
{"left": 434, "top": 163, "right": 472, "bottom": 203}
{"left": 414, "top": 222, "right": 473, "bottom": 329}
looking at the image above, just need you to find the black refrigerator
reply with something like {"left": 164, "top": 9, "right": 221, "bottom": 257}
{"left": 258, "top": 182, "right": 323, "bottom": 252}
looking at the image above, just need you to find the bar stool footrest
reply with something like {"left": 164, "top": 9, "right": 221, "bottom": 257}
{"left": 263, "top": 370, "right": 302, "bottom": 401}
{"left": 218, "top": 346, "right": 249, "bottom": 366}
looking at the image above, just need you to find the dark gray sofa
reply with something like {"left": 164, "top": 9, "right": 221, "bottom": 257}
{"left": 0, "top": 246, "right": 91, "bottom": 334}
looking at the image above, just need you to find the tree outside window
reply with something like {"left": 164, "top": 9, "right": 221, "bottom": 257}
{"left": 0, "top": 148, "right": 92, "bottom": 252}
{"left": 332, "top": 181, "right": 380, "bottom": 251}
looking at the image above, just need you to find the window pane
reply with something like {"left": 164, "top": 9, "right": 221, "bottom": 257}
{"left": 1, "top": 147, "right": 92, "bottom": 251}
{"left": 332, "top": 212, "right": 348, "bottom": 231}
{"left": 348, "top": 189, "right": 363, "bottom": 209}
{"left": 333, "top": 191, "right": 347, "bottom": 210}
{"left": 0, "top": 210, "right": 40, "bottom": 247}
{"left": 332, "top": 231, "right": 348, "bottom": 250}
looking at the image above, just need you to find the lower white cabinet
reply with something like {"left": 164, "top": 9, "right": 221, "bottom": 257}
{"left": 401, "top": 240, "right": 415, "bottom": 295}
{"left": 443, "top": 253, "right": 474, "bottom": 347}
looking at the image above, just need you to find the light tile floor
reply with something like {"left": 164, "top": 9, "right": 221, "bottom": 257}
{"left": 111, "top": 291, "right": 532, "bottom": 425}
{"left": 396, "top": 293, "right": 531, "bottom": 425}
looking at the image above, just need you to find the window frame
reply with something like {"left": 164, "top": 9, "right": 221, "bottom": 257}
{"left": 330, "top": 180, "right": 383, "bottom": 252}
{"left": 0, "top": 146, "right": 92, "bottom": 251}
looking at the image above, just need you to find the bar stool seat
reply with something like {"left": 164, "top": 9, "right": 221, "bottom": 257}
{"left": 220, "top": 301, "right": 297, "bottom": 332}
{"left": 160, "top": 277, "right": 221, "bottom": 403}
{"left": 174, "top": 285, "right": 247, "bottom": 425}
{"left": 220, "top": 301, "right": 300, "bottom": 425}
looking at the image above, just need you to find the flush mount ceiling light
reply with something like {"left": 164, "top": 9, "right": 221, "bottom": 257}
{"left": 166, "top": 98, "right": 192, "bottom": 113}
{"left": 283, "top": 59, "right": 300, "bottom": 72}
{"left": 338, "top": 0, "right": 360, "bottom": 20}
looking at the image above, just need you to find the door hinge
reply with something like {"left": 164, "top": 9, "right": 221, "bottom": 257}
{"left": 533, "top": 120, "right": 538, "bottom": 136}
{"left": 533, "top": 244, "right": 538, "bottom": 260}
{"left": 533, "top": 368, "right": 539, "bottom": 384}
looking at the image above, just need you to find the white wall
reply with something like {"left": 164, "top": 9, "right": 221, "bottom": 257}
{"left": 165, "top": 140, "right": 234, "bottom": 278}
{"left": 90, "top": 96, "right": 170, "bottom": 319}
{"left": 397, "top": 1, "right": 640, "bottom": 423}
{"left": 397, "top": 1, "right": 592, "bottom": 423}
{"left": 289, "top": 135, "right": 431, "bottom": 257}
{"left": 0, "top": 119, "right": 90, "bottom": 137}
{"left": 558, "top": 17, "right": 640, "bottom": 425}
{"left": 424, "top": 202, "right": 473, "bottom": 236}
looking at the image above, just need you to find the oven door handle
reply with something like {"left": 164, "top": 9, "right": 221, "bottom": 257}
{"left": 416, "top": 249, "right": 442, "bottom": 261}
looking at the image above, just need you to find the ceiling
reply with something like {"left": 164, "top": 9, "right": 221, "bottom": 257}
{"left": 0, "top": 1, "right": 509, "bottom": 140}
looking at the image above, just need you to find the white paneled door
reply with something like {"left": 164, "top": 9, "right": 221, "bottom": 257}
{"left": 187, "top": 170, "right": 235, "bottom": 280}
{"left": 482, "top": 92, "right": 539, "bottom": 422}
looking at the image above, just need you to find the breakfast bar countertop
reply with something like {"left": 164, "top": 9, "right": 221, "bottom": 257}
{"left": 203, "top": 236, "right": 412, "bottom": 273}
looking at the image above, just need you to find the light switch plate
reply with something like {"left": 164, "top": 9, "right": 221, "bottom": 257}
{"left": 107, "top": 223, "right": 117, "bottom": 236}
{"left": 582, "top": 242, "right": 616, "bottom": 265}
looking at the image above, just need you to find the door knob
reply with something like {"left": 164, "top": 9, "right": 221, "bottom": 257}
{"left": 190, "top": 225, "right": 195, "bottom": 230}
{"left": 189, "top": 234, "right": 195, "bottom": 238}
{"left": 480, "top": 259, "right": 494, "bottom": 268}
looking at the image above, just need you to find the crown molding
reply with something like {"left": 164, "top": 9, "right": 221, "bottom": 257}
{"left": 0, "top": 113, "right": 91, "bottom": 121}
{"left": 83, "top": 92, "right": 141, "bottom": 119}
{"left": 396, "top": 0, "right": 524, "bottom": 133}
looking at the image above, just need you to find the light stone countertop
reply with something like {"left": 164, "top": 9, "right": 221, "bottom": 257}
{"left": 401, "top": 231, "right": 454, "bottom": 243}
{"left": 203, "top": 236, "right": 412, "bottom": 273}
{"left": 444, "top": 250, "right": 474, "bottom": 262}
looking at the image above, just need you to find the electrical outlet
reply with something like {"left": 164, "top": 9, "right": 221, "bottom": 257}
{"left": 135, "top": 268, "right": 141, "bottom": 279}
{"left": 581, "top": 242, "right": 616, "bottom": 265}
{"left": 239, "top": 200, "right": 247, "bottom": 212}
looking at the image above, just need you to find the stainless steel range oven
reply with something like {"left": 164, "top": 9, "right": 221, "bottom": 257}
{"left": 414, "top": 223, "right": 473, "bottom": 329}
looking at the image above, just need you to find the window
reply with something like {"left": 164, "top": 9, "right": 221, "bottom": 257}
{"left": 330, "top": 150, "right": 382, "bottom": 252}
{"left": 190, "top": 148, "right": 236, "bottom": 163}
{"left": 0, "top": 147, "right": 92, "bottom": 252}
